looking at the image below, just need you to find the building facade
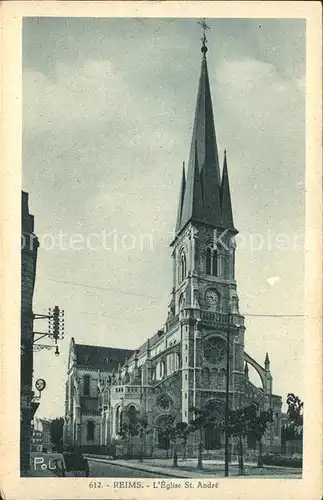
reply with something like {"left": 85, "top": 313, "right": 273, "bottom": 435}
{"left": 31, "top": 418, "right": 53, "bottom": 452}
{"left": 21, "top": 191, "right": 39, "bottom": 472}
{"left": 63, "top": 338, "right": 134, "bottom": 450}
{"left": 64, "top": 39, "right": 282, "bottom": 456}
{"left": 30, "top": 429, "right": 43, "bottom": 453}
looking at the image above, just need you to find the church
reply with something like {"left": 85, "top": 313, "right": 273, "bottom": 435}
{"left": 63, "top": 32, "right": 282, "bottom": 457}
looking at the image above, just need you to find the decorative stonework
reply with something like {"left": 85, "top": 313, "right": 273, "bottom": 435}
{"left": 203, "top": 337, "right": 226, "bottom": 364}
{"left": 244, "top": 379, "right": 265, "bottom": 405}
{"left": 156, "top": 393, "right": 173, "bottom": 412}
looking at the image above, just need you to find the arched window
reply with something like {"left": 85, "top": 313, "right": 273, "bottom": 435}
{"left": 275, "top": 413, "right": 280, "bottom": 437}
{"left": 166, "top": 353, "right": 179, "bottom": 374}
{"left": 206, "top": 247, "right": 219, "bottom": 277}
{"left": 218, "top": 369, "right": 225, "bottom": 389}
{"left": 83, "top": 375, "right": 90, "bottom": 396}
{"left": 212, "top": 249, "right": 218, "bottom": 277}
{"left": 127, "top": 405, "right": 138, "bottom": 436}
{"left": 115, "top": 406, "right": 120, "bottom": 434}
{"left": 87, "top": 421, "right": 95, "bottom": 441}
{"left": 155, "top": 361, "right": 165, "bottom": 381}
{"left": 180, "top": 252, "right": 187, "bottom": 282}
{"left": 217, "top": 250, "right": 223, "bottom": 278}
{"left": 120, "top": 410, "right": 124, "bottom": 432}
{"left": 167, "top": 354, "right": 172, "bottom": 374}
{"left": 206, "top": 248, "right": 212, "bottom": 275}
{"left": 202, "top": 367, "right": 210, "bottom": 385}
{"left": 174, "top": 353, "right": 179, "bottom": 371}
{"left": 211, "top": 368, "right": 218, "bottom": 386}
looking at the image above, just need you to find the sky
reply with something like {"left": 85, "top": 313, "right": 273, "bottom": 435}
{"left": 22, "top": 17, "right": 306, "bottom": 419}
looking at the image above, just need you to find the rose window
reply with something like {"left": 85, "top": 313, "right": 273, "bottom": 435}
{"left": 156, "top": 393, "right": 172, "bottom": 412}
{"left": 203, "top": 337, "right": 225, "bottom": 364}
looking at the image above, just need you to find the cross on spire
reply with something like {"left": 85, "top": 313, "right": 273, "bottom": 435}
{"left": 198, "top": 18, "right": 210, "bottom": 54}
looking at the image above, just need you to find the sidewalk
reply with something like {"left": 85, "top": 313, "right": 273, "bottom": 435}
{"left": 86, "top": 455, "right": 217, "bottom": 478}
{"left": 86, "top": 454, "right": 302, "bottom": 478}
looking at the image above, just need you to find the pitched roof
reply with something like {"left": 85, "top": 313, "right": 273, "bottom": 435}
{"left": 134, "top": 329, "right": 165, "bottom": 358}
{"left": 74, "top": 343, "right": 134, "bottom": 371}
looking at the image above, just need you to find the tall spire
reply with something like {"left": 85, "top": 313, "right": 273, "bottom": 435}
{"left": 175, "top": 22, "right": 223, "bottom": 234}
{"left": 220, "top": 150, "right": 235, "bottom": 230}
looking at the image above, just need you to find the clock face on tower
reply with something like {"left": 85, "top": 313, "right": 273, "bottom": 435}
{"left": 205, "top": 289, "right": 219, "bottom": 307}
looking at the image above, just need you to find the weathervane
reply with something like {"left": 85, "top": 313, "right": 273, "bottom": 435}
{"left": 198, "top": 18, "right": 210, "bottom": 54}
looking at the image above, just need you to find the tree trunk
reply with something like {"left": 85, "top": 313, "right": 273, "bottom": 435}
{"left": 238, "top": 436, "right": 244, "bottom": 475}
{"left": 139, "top": 431, "right": 144, "bottom": 462}
{"left": 257, "top": 440, "right": 263, "bottom": 468}
{"left": 183, "top": 441, "right": 187, "bottom": 461}
{"left": 172, "top": 443, "right": 178, "bottom": 467}
{"left": 197, "top": 430, "right": 203, "bottom": 470}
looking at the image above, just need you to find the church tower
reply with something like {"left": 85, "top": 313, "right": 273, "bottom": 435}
{"left": 69, "top": 23, "right": 282, "bottom": 457}
{"left": 169, "top": 25, "right": 246, "bottom": 429}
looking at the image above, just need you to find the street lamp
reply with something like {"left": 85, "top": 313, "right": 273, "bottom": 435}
{"left": 224, "top": 313, "right": 240, "bottom": 477}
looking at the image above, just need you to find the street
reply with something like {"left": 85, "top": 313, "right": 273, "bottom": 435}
{"left": 27, "top": 453, "right": 302, "bottom": 479}
{"left": 87, "top": 458, "right": 302, "bottom": 479}
{"left": 28, "top": 453, "right": 163, "bottom": 478}
{"left": 88, "top": 459, "right": 162, "bottom": 478}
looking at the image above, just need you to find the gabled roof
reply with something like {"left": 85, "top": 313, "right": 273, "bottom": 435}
{"left": 135, "top": 329, "right": 165, "bottom": 358}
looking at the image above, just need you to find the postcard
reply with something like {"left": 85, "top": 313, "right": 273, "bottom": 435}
{"left": 0, "top": 2, "right": 322, "bottom": 499}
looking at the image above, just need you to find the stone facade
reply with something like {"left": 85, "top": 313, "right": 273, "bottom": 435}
{"left": 21, "top": 191, "right": 39, "bottom": 472}
{"left": 63, "top": 339, "right": 134, "bottom": 450}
